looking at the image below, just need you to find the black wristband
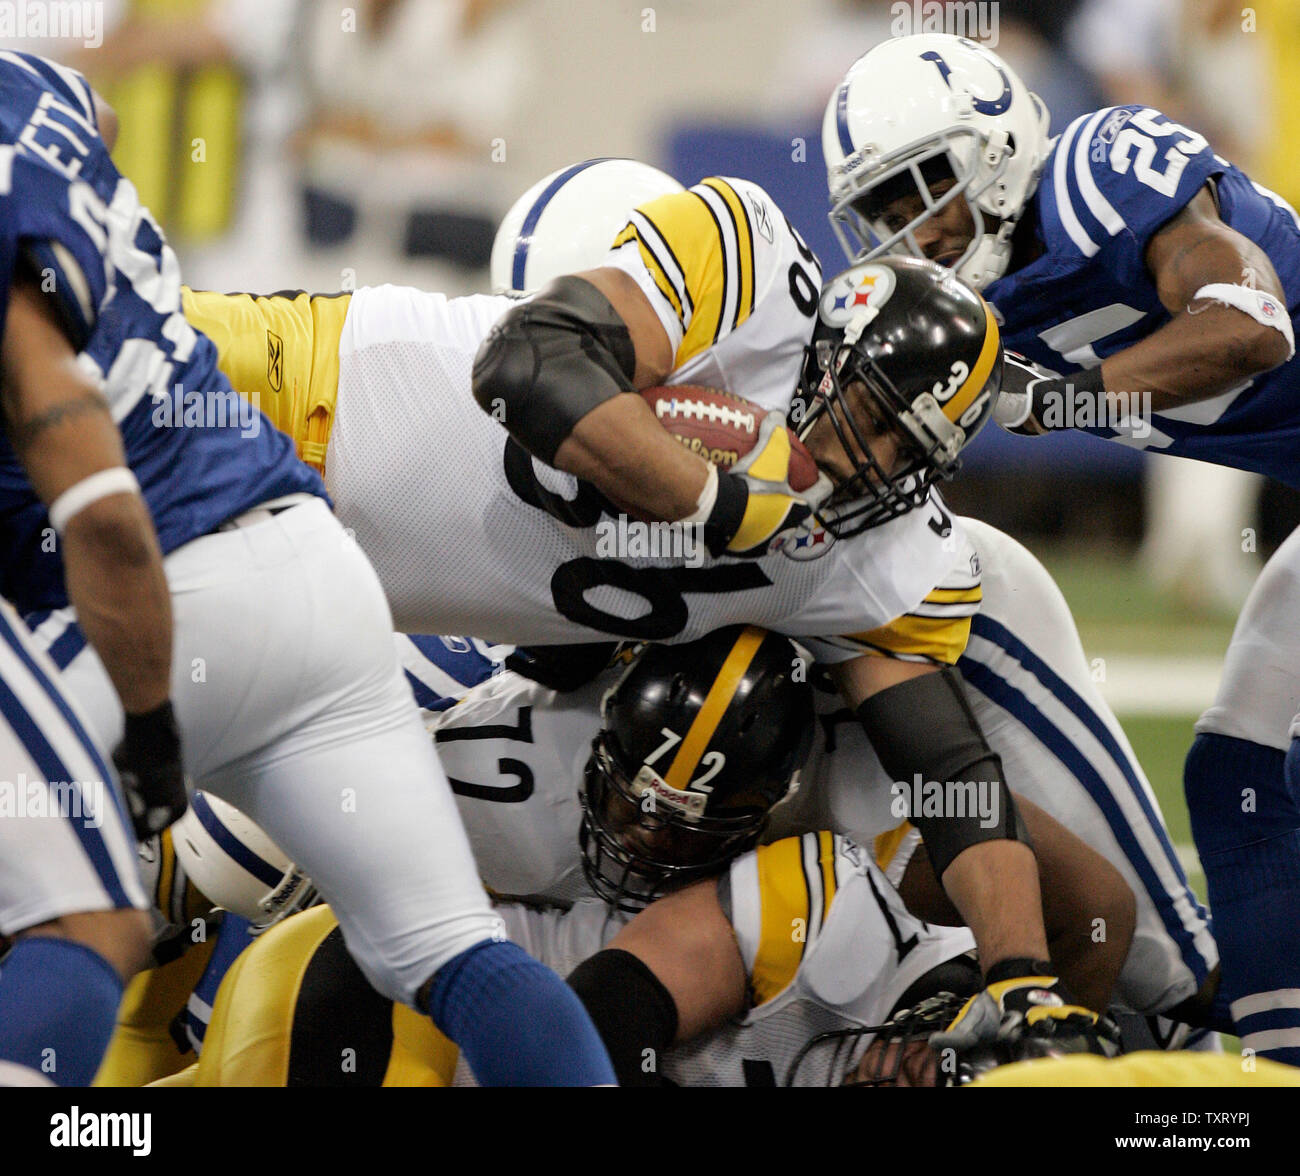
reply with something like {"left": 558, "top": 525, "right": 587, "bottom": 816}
{"left": 985, "top": 957, "right": 1057, "bottom": 985}
{"left": 121, "top": 700, "right": 182, "bottom": 760}
{"left": 1031, "top": 366, "right": 1106, "bottom": 431}
{"left": 702, "top": 471, "right": 748, "bottom": 556}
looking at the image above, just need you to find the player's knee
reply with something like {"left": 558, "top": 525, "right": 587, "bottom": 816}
{"left": 21, "top": 908, "right": 154, "bottom": 984}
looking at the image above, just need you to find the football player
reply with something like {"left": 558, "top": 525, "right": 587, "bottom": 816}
{"left": 426, "top": 519, "right": 1217, "bottom": 1043}
{"left": 181, "top": 168, "right": 1096, "bottom": 1045}
{"left": 0, "top": 50, "right": 615, "bottom": 1086}
{"left": 0, "top": 56, "right": 178, "bottom": 1084}
{"left": 825, "top": 31, "right": 1300, "bottom": 1064}
{"left": 143, "top": 626, "right": 1118, "bottom": 1088}
{"left": 143, "top": 509, "right": 1217, "bottom": 1085}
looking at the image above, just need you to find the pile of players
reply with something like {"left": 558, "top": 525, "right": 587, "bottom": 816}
{"left": 2, "top": 32, "right": 1299, "bottom": 1087}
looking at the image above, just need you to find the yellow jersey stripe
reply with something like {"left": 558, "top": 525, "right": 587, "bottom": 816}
{"left": 817, "top": 831, "right": 837, "bottom": 929}
{"left": 700, "top": 178, "right": 755, "bottom": 330}
{"left": 843, "top": 612, "right": 973, "bottom": 666}
{"left": 664, "top": 626, "right": 765, "bottom": 790}
{"left": 156, "top": 828, "right": 176, "bottom": 916}
{"left": 944, "top": 298, "right": 1001, "bottom": 423}
{"left": 612, "top": 222, "right": 685, "bottom": 324}
{"left": 628, "top": 188, "right": 727, "bottom": 365}
{"left": 629, "top": 210, "right": 694, "bottom": 321}
{"left": 678, "top": 191, "right": 729, "bottom": 360}
{"left": 874, "top": 822, "right": 913, "bottom": 872}
{"left": 752, "top": 838, "right": 812, "bottom": 1005}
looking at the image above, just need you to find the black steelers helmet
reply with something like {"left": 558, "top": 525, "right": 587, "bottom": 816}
{"left": 794, "top": 255, "right": 1002, "bottom": 538}
{"left": 580, "top": 625, "right": 815, "bottom": 913}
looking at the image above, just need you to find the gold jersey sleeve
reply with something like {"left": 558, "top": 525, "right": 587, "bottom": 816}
{"left": 808, "top": 544, "right": 983, "bottom": 666}
{"left": 743, "top": 832, "right": 842, "bottom": 1006}
{"left": 606, "top": 176, "right": 820, "bottom": 413}
{"left": 193, "top": 904, "right": 457, "bottom": 1087}
{"left": 181, "top": 288, "right": 351, "bottom": 474}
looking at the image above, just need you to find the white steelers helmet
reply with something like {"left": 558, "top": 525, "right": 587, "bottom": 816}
{"left": 490, "top": 158, "right": 684, "bottom": 295}
{"left": 170, "top": 792, "right": 316, "bottom": 928}
{"left": 823, "top": 34, "right": 1051, "bottom": 288}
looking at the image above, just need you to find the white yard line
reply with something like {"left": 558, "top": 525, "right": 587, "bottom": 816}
{"left": 1093, "top": 654, "right": 1222, "bottom": 716}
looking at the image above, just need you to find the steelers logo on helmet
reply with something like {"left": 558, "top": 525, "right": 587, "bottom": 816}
{"left": 817, "top": 262, "right": 897, "bottom": 329}
{"left": 796, "top": 255, "right": 1002, "bottom": 539}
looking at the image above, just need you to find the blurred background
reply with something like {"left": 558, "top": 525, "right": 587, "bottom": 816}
{"left": 12, "top": 0, "right": 1300, "bottom": 897}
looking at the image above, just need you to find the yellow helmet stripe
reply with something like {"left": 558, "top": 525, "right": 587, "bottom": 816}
{"left": 663, "top": 626, "right": 766, "bottom": 791}
{"left": 943, "top": 297, "right": 1001, "bottom": 424}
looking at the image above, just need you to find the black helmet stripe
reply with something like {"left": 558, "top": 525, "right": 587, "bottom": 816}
{"left": 662, "top": 625, "right": 766, "bottom": 791}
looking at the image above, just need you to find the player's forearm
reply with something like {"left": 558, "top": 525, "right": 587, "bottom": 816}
{"left": 553, "top": 395, "right": 710, "bottom": 521}
{"left": 939, "top": 839, "right": 1050, "bottom": 972}
{"left": 62, "top": 494, "right": 173, "bottom": 715}
{"left": 1101, "top": 304, "right": 1293, "bottom": 414}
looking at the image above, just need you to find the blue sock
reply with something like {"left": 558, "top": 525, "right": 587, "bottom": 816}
{"left": 179, "top": 914, "right": 254, "bottom": 1055}
{"left": 423, "top": 939, "right": 615, "bottom": 1086}
{"left": 0, "top": 938, "right": 123, "bottom": 1086}
{"left": 1185, "top": 733, "right": 1300, "bottom": 1065}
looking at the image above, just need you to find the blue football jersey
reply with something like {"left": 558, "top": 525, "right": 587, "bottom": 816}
{"left": 985, "top": 104, "right": 1300, "bottom": 485}
{"left": 0, "top": 52, "right": 324, "bottom": 612}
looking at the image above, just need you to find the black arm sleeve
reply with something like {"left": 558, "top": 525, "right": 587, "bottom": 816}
{"left": 854, "top": 665, "right": 1030, "bottom": 878}
{"left": 471, "top": 275, "right": 638, "bottom": 464}
{"left": 567, "top": 948, "right": 679, "bottom": 1088}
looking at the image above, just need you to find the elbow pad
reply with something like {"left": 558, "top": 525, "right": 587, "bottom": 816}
{"left": 854, "top": 665, "right": 1030, "bottom": 878}
{"left": 471, "top": 275, "right": 638, "bottom": 465}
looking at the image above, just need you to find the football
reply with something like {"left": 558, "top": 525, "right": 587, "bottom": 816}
{"left": 639, "top": 384, "right": 820, "bottom": 492}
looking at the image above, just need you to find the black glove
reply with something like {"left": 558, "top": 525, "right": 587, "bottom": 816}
{"left": 929, "top": 958, "right": 1120, "bottom": 1060}
{"left": 994, "top": 352, "right": 1106, "bottom": 436}
{"left": 114, "top": 700, "right": 188, "bottom": 841}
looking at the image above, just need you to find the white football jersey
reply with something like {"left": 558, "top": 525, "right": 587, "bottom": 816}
{"left": 428, "top": 671, "right": 605, "bottom": 904}
{"left": 426, "top": 518, "right": 1214, "bottom": 1016}
{"left": 451, "top": 835, "right": 973, "bottom": 1087}
{"left": 319, "top": 177, "right": 967, "bottom": 650}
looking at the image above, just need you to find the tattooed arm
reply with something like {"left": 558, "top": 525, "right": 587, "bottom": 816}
{"left": 1, "top": 271, "right": 173, "bottom": 715}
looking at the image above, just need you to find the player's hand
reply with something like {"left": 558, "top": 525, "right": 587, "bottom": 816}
{"left": 928, "top": 959, "right": 1118, "bottom": 1057}
{"left": 114, "top": 700, "right": 189, "bottom": 840}
{"left": 711, "top": 412, "right": 833, "bottom": 557}
{"left": 993, "top": 351, "right": 1060, "bottom": 435}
